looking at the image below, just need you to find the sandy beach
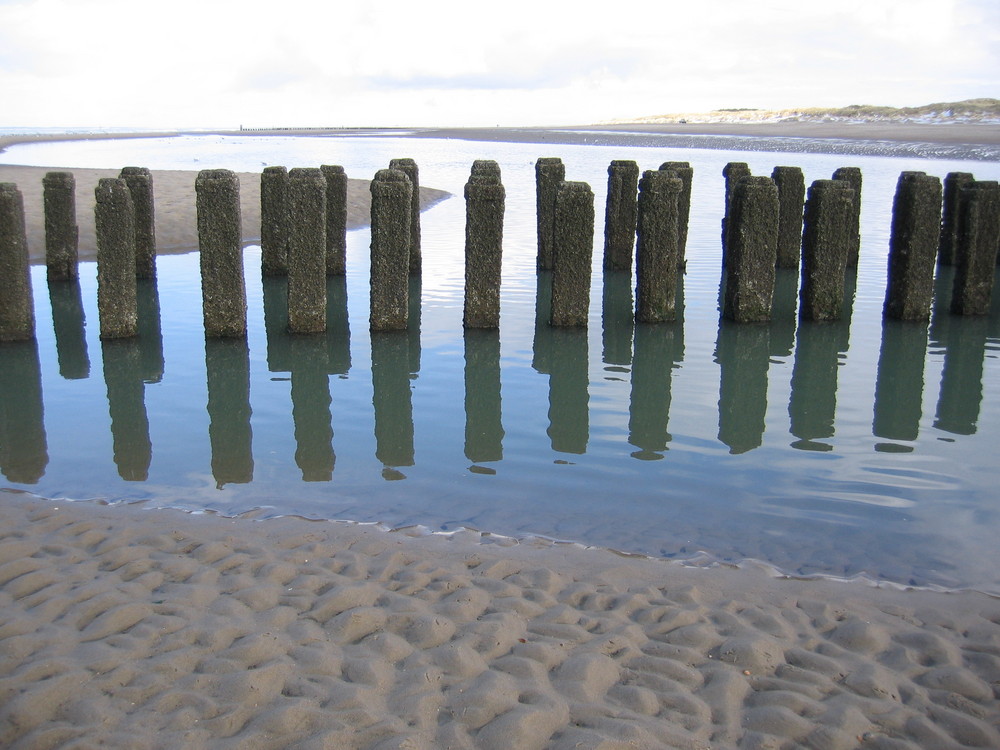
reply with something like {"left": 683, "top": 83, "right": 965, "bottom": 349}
{"left": 1, "top": 127, "right": 999, "bottom": 748}
{"left": 1, "top": 490, "right": 998, "bottom": 749}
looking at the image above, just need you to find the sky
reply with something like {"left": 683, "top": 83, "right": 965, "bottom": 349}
{"left": 0, "top": 0, "right": 997, "bottom": 129}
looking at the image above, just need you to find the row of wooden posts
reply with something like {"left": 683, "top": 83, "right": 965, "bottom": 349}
{"left": 1, "top": 157, "right": 998, "bottom": 344}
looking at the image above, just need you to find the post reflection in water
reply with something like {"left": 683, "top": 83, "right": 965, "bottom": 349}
{"left": 547, "top": 328, "right": 590, "bottom": 455}
{"left": 789, "top": 320, "right": 848, "bottom": 451}
{"left": 770, "top": 268, "right": 799, "bottom": 358}
{"left": 326, "top": 276, "right": 352, "bottom": 376}
{"left": 372, "top": 330, "right": 415, "bottom": 478}
{"left": 0, "top": 339, "right": 47, "bottom": 483}
{"left": 48, "top": 279, "right": 90, "bottom": 380}
{"left": 264, "top": 276, "right": 350, "bottom": 480}
{"left": 290, "top": 335, "right": 334, "bottom": 482}
{"left": 534, "top": 271, "right": 589, "bottom": 454}
{"left": 532, "top": 271, "right": 553, "bottom": 376}
{"left": 205, "top": 338, "right": 253, "bottom": 487}
{"left": 464, "top": 328, "right": 503, "bottom": 469}
{"left": 715, "top": 320, "right": 770, "bottom": 454}
{"left": 629, "top": 322, "right": 683, "bottom": 460}
{"left": 601, "top": 271, "right": 634, "bottom": 373}
{"left": 627, "top": 275, "right": 684, "bottom": 460}
{"left": 873, "top": 320, "right": 928, "bottom": 449}
{"left": 789, "top": 269, "right": 854, "bottom": 451}
{"left": 102, "top": 338, "right": 151, "bottom": 481}
{"left": 137, "top": 278, "right": 165, "bottom": 384}
{"left": 931, "top": 268, "right": 989, "bottom": 436}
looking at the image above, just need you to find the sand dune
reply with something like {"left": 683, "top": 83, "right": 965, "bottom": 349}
{"left": 1, "top": 491, "right": 997, "bottom": 749}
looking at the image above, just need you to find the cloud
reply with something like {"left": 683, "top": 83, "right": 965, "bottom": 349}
{"left": 0, "top": 0, "right": 996, "bottom": 127}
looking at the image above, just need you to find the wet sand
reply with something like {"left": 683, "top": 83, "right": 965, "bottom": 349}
{"left": 1, "top": 490, "right": 998, "bottom": 749}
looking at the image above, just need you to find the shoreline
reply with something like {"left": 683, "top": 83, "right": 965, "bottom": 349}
{"left": 1, "top": 489, "right": 997, "bottom": 748}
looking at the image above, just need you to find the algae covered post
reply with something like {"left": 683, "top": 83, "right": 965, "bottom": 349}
{"left": 463, "top": 160, "right": 505, "bottom": 329}
{"left": 42, "top": 171, "right": 79, "bottom": 282}
{"left": 602, "top": 160, "right": 639, "bottom": 272}
{"left": 286, "top": 168, "right": 327, "bottom": 334}
{"left": 550, "top": 181, "right": 594, "bottom": 327}
{"left": 883, "top": 171, "right": 942, "bottom": 321}
{"left": 635, "top": 170, "right": 682, "bottom": 323}
{"left": 196, "top": 169, "right": 247, "bottom": 338}
{"left": 535, "top": 157, "right": 565, "bottom": 271}
{"left": 800, "top": 179, "right": 854, "bottom": 321}
{"left": 94, "top": 178, "right": 138, "bottom": 340}
{"left": 119, "top": 167, "right": 156, "bottom": 279}
{"left": 771, "top": 166, "right": 805, "bottom": 270}
{"left": 389, "top": 158, "right": 421, "bottom": 275}
{"left": 951, "top": 180, "right": 1000, "bottom": 316}
{"left": 659, "top": 161, "right": 693, "bottom": 267}
{"left": 723, "top": 176, "right": 779, "bottom": 323}
{"left": 320, "top": 164, "right": 348, "bottom": 276}
{"left": 370, "top": 168, "right": 412, "bottom": 332}
{"left": 0, "top": 183, "right": 35, "bottom": 342}
{"left": 832, "top": 167, "right": 863, "bottom": 268}
{"left": 260, "top": 166, "right": 289, "bottom": 277}
{"left": 938, "top": 171, "right": 975, "bottom": 267}
{"left": 721, "top": 161, "right": 751, "bottom": 263}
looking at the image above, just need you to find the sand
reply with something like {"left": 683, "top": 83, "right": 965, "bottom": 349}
{"left": 0, "top": 490, "right": 997, "bottom": 749}
{"left": 2, "top": 128, "right": 999, "bottom": 748}
{"left": 0, "top": 154, "right": 450, "bottom": 265}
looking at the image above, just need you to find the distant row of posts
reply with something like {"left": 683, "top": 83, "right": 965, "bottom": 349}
{"left": 2, "top": 158, "right": 1000, "bottom": 343}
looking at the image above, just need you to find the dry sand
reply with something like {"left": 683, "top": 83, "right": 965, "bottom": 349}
{"left": 2, "top": 128, "right": 999, "bottom": 748}
{"left": 1, "top": 491, "right": 998, "bottom": 750}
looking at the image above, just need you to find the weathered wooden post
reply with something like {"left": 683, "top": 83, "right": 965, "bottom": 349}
{"left": 119, "top": 167, "right": 156, "bottom": 278}
{"left": 883, "top": 171, "right": 942, "bottom": 321}
{"left": 286, "top": 167, "right": 327, "bottom": 334}
{"left": 320, "top": 164, "right": 348, "bottom": 275}
{"left": 799, "top": 179, "right": 854, "bottom": 321}
{"left": 535, "top": 157, "right": 565, "bottom": 270}
{"left": 369, "top": 168, "right": 412, "bottom": 331}
{"left": 196, "top": 169, "right": 247, "bottom": 337}
{"left": 951, "top": 180, "right": 1000, "bottom": 316}
{"left": 388, "top": 158, "right": 421, "bottom": 274}
{"left": 603, "top": 160, "right": 639, "bottom": 272}
{"left": 832, "top": 167, "right": 862, "bottom": 267}
{"left": 0, "top": 183, "right": 35, "bottom": 342}
{"left": 94, "top": 178, "right": 138, "bottom": 339}
{"left": 721, "top": 162, "right": 751, "bottom": 262}
{"left": 659, "top": 161, "right": 693, "bottom": 266}
{"left": 260, "top": 166, "right": 289, "bottom": 276}
{"left": 550, "top": 181, "right": 594, "bottom": 327}
{"left": 938, "top": 172, "right": 975, "bottom": 266}
{"left": 635, "top": 170, "right": 682, "bottom": 323}
{"left": 463, "top": 160, "right": 505, "bottom": 329}
{"left": 42, "top": 171, "right": 78, "bottom": 281}
{"left": 722, "top": 176, "right": 779, "bottom": 322}
{"left": 771, "top": 166, "right": 805, "bottom": 270}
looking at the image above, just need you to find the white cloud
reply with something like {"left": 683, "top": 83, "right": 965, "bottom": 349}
{"left": 0, "top": 0, "right": 995, "bottom": 127}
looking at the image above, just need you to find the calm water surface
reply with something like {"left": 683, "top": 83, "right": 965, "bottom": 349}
{"left": 2, "top": 133, "right": 999, "bottom": 594}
